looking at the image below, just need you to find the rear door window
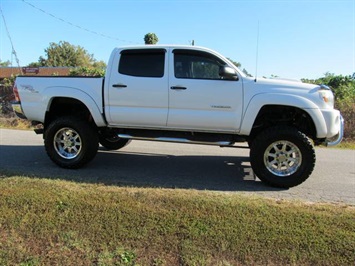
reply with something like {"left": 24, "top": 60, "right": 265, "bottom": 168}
{"left": 119, "top": 49, "right": 165, "bottom": 78}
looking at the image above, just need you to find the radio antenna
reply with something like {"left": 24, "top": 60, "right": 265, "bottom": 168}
{"left": 254, "top": 21, "right": 260, "bottom": 82}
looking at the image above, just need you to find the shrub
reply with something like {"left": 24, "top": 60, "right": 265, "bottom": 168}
{"left": 303, "top": 73, "right": 355, "bottom": 141}
{"left": 69, "top": 67, "right": 105, "bottom": 77}
{"left": 337, "top": 101, "right": 355, "bottom": 141}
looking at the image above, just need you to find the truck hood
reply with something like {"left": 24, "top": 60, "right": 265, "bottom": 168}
{"left": 241, "top": 76, "right": 334, "bottom": 110}
{"left": 247, "top": 77, "right": 319, "bottom": 92}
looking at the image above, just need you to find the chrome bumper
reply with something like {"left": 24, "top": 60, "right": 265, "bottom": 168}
{"left": 326, "top": 115, "right": 344, "bottom": 146}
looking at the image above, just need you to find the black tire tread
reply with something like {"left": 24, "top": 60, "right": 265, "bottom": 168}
{"left": 250, "top": 126, "right": 315, "bottom": 188}
{"left": 44, "top": 116, "right": 98, "bottom": 169}
{"left": 99, "top": 134, "right": 131, "bottom": 150}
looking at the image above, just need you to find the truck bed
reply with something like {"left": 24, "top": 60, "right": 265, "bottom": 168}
{"left": 14, "top": 76, "right": 104, "bottom": 123}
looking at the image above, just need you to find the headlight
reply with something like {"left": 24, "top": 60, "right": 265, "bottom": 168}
{"left": 318, "top": 84, "right": 334, "bottom": 108}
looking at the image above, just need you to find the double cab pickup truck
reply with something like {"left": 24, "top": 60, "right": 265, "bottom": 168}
{"left": 12, "top": 45, "right": 344, "bottom": 188}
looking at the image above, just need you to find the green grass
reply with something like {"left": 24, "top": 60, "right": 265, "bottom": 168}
{"left": 0, "top": 117, "right": 32, "bottom": 130}
{"left": 334, "top": 140, "right": 355, "bottom": 149}
{"left": 0, "top": 175, "right": 354, "bottom": 266}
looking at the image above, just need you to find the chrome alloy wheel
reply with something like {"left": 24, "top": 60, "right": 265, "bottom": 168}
{"left": 53, "top": 127, "right": 82, "bottom": 159}
{"left": 263, "top": 140, "right": 302, "bottom": 177}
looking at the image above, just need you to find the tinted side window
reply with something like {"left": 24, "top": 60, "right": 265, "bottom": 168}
{"left": 119, "top": 49, "right": 165, "bottom": 77}
{"left": 174, "top": 50, "right": 226, "bottom": 80}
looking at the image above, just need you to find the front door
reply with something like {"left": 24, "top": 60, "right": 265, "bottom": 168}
{"left": 167, "top": 49, "right": 243, "bottom": 132}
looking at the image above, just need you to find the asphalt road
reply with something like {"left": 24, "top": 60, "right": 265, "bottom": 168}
{"left": 0, "top": 128, "right": 354, "bottom": 204}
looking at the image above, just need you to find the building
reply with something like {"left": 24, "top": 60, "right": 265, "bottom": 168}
{"left": 0, "top": 67, "right": 71, "bottom": 83}
{"left": 0, "top": 67, "right": 71, "bottom": 103}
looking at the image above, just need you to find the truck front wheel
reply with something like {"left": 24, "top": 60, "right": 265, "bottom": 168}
{"left": 250, "top": 126, "right": 315, "bottom": 188}
{"left": 44, "top": 116, "right": 98, "bottom": 169}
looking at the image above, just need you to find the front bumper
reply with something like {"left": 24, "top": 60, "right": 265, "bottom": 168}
{"left": 11, "top": 101, "right": 27, "bottom": 119}
{"left": 326, "top": 115, "right": 344, "bottom": 146}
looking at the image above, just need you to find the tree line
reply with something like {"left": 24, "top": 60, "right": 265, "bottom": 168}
{"left": 0, "top": 33, "right": 160, "bottom": 77}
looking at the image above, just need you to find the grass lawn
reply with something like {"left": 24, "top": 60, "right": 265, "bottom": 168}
{"left": 333, "top": 141, "right": 355, "bottom": 149}
{"left": 0, "top": 175, "right": 354, "bottom": 266}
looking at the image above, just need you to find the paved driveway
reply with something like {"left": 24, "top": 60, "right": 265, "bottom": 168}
{"left": 0, "top": 128, "right": 354, "bottom": 204}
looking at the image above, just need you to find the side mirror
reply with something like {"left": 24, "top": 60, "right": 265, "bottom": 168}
{"left": 219, "top": 66, "right": 238, "bottom": 80}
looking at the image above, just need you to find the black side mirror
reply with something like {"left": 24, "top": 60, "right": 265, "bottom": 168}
{"left": 219, "top": 66, "right": 238, "bottom": 80}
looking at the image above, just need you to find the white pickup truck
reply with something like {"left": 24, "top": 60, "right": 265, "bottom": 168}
{"left": 12, "top": 45, "right": 344, "bottom": 188}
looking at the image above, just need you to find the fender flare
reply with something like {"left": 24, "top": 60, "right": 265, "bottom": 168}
{"left": 240, "top": 93, "right": 328, "bottom": 138}
{"left": 43, "top": 86, "right": 106, "bottom": 127}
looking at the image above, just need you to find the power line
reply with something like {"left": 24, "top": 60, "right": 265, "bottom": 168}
{"left": 21, "top": 0, "right": 138, "bottom": 44}
{"left": 0, "top": 6, "right": 22, "bottom": 72}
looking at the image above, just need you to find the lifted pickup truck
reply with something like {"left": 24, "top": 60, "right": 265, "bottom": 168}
{"left": 12, "top": 45, "right": 344, "bottom": 188}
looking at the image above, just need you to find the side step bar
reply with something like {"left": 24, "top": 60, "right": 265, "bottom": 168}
{"left": 118, "top": 133, "right": 234, "bottom": 147}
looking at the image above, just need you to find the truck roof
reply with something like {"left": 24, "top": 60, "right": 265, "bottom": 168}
{"left": 113, "top": 45, "right": 222, "bottom": 56}
{"left": 116, "top": 44, "right": 211, "bottom": 50}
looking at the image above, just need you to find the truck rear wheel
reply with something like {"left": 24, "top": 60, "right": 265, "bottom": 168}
{"left": 250, "top": 126, "right": 315, "bottom": 188}
{"left": 99, "top": 133, "right": 131, "bottom": 150}
{"left": 44, "top": 116, "right": 98, "bottom": 169}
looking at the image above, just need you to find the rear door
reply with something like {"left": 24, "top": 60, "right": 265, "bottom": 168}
{"left": 167, "top": 49, "right": 243, "bottom": 132}
{"left": 106, "top": 48, "right": 168, "bottom": 127}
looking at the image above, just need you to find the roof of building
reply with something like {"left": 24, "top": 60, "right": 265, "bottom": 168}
{"left": 0, "top": 67, "right": 71, "bottom": 79}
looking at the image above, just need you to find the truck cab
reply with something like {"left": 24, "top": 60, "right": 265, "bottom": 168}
{"left": 105, "top": 46, "right": 244, "bottom": 132}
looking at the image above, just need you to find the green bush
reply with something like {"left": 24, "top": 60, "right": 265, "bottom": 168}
{"left": 69, "top": 67, "right": 105, "bottom": 77}
{"left": 337, "top": 101, "right": 355, "bottom": 141}
{"left": 302, "top": 73, "right": 355, "bottom": 140}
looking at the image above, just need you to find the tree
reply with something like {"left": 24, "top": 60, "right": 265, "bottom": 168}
{"left": 0, "top": 59, "right": 11, "bottom": 67}
{"left": 27, "top": 62, "right": 41, "bottom": 67}
{"left": 92, "top": 60, "right": 107, "bottom": 70}
{"left": 242, "top": 68, "right": 252, "bottom": 77}
{"left": 302, "top": 72, "right": 355, "bottom": 103}
{"left": 227, "top": 58, "right": 241, "bottom": 68}
{"left": 226, "top": 58, "right": 252, "bottom": 77}
{"left": 37, "top": 41, "right": 97, "bottom": 67}
{"left": 69, "top": 67, "right": 105, "bottom": 77}
{"left": 144, "top": 33, "right": 159, "bottom": 44}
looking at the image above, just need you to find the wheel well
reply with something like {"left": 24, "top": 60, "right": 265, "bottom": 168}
{"left": 45, "top": 97, "right": 95, "bottom": 127}
{"left": 249, "top": 105, "right": 316, "bottom": 141}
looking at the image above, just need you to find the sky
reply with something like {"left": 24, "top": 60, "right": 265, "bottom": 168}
{"left": 0, "top": 0, "right": 354, "bottom": 80}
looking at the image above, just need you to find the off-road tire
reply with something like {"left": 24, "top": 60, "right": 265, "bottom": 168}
{"left": 44, "top": 116, "right": 98, "bottom": 169}
{"left": 99, "top": 133, "right": 131, "bottom": 150}
{"left": 250, "top": 126, "right": 315, "bottom": 188}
